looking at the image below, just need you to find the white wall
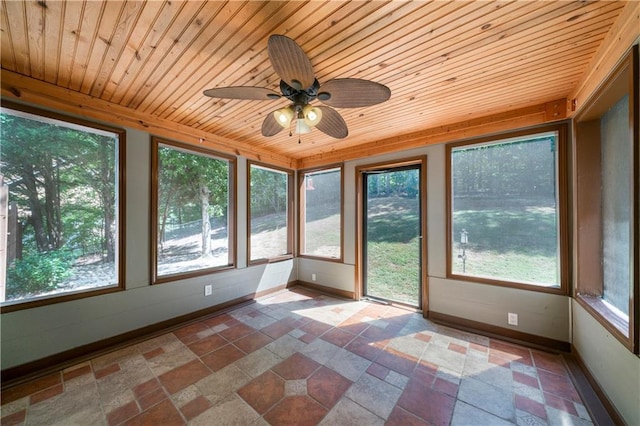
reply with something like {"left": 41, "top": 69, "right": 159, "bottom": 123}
{"left": 297, "top": 258, "right": 354, "bottom": 293}
{"left": 572, "top": 302, "right": 640, "bottom": 425}
{"left": 0, "top": 127, "right": 295, "bottom": 370}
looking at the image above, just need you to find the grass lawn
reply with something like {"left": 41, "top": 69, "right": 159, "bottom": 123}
{"left": 366, "top": 239, "right": 420, "bottom": 305}
{"left": 365, "top": 196, "right": 421, "bottom": 306}
{"left": 452, "top": 201, "right": 559, "bottom": 286}
{"left": 363, "top": 196, "right": 559, "bottom": 305}
{"left": 453, "top": 248, "right": 558, "bottom": 285}
{"left": 303, "top": 214, "right": 341, "bottom": 258}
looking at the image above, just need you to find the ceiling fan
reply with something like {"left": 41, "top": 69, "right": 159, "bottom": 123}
{"left": 203, "top": 35, "right": 391, "bottom": 140}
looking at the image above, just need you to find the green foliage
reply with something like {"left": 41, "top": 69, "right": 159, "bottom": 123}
{"left": 1, "top": 109, "right": 117, "bottom": 258}
{"left": 1, "top": 109, "right": 119, "bottom": 301}
{"left": 158, "top": 146, "right": 228, "bottom": 224}
{"left": 452, "top": 136, "right": 556, "bottom": 198}
{"left": 250, "top": 166, "right": 288, "bottom": 216}
{"left": 6, "top": 250, "right": 74, "bottom": 298}
{"left": 208, "top": 204, "right": 224, "bottom": 218}
{"left": 366, "top": 169, "right": 418, "bottom": 199}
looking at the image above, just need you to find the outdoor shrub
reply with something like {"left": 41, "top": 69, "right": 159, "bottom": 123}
{"left": 6, "top": 250, "right": 74, "bottom": 299}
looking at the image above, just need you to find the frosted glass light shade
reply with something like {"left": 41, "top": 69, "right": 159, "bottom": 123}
{"left": 274, "top": 106, "right": 294, "bottom": 128}
{"left": 303, "top": 105, "right": 322, "bottom": 127}
{"left": 296, "top": 119, "right": 312, "bottom": 134}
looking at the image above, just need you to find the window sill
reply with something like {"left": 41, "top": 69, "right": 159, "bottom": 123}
{"left": 297, "top": 254, "right": 343, "bottom": 263}
{"left": 575, "top": 294, "right": 632, "bottom": 351}
{"left": 448, "top": 272, "right": 567, "bottom": 296}
{"left": 153, "top": 264, "right": 236, "bottom": 285}
{"left": 249, "top": 254, "right": 294, "bottom": 265}
{"left": 1, "top": 285, "right": 123, "bottom": 314}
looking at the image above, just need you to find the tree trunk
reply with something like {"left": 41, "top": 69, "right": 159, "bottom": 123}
{"left": 22, "top": 164, "right": 49, "bottom": 251}
{"left": 200, "top": 183, "right": 211, "bottom": 257}
{"left": 98, "top": 143, "right": 115, "bottom": 262}
{"left": 104, "top": 197, "right": 115, "bottom": 262}
{"left": 41, "top": 156, "right": 63, "bottom": 249}
{"left": 158, "top": 181, "right": 176, "bottom": 252}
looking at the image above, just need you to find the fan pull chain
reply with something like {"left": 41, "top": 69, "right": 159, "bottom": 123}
{"left": 286, "top": 117, "right": 301, "bottom": 143}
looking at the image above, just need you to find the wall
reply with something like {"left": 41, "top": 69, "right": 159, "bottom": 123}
{"left": 572, "top": 302, "right": 640, "bottom": 425}
{"left": 2, "top": 113, "right": 572, "bottom": 371}
{"left": 301, "top": 143, "right": 571, "bottom": 342}
{"left": 0, "top": 126, "right": 296, "bottom": 370}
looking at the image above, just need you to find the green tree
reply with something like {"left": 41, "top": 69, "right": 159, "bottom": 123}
{"left": 250, "top": 166, "right": 287, "bottom": 216}
{"left": 2, "top": 110, "right": 120, "bottom": 300}
{"left": 64, "top": 131, "right": 117, "bottom": 261}
{"left": 1, "top": 113, "right": 117, "bottom": 261}
{"left": 158, "top": 147, "right": 228, "bottom": 257}
{"left": 1, "top": 114, "right": 66, "bottom": 251}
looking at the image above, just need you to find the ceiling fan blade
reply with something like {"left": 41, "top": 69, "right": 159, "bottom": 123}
{"left": 203, "top": 87, "right": 281, "bottom": 100}
{"left": 319, "top": 78, "right": 391, "bottom": 108}
{"left": 315, "top": 106, "right": 348, "bottom": 139}
{"left": 261, "top": 112, "right": 284, "bottom": 137}
{"left": 267, "top": 35, "right": 315, "bottom": 90}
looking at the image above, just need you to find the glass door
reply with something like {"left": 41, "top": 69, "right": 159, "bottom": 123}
{"left": 362, "top": 165, "right": 422, "bottom": 307}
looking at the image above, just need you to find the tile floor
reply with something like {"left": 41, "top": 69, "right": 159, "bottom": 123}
{"left": 1, "top": 288, "right": 593, "bottom": 425}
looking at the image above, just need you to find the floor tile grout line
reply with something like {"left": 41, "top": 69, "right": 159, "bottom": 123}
{"left": 1, "top": 290, "right": 595, "bottom": 426}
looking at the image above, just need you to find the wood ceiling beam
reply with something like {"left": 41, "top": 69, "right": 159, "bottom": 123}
{"left": 297, "top": 99, "right": 567, "bottom": 169}
{"left": 2, "top": 68, "right": 568, "bottom": 171}
{"left": 0, "top": 69, "right": 297, "bottom": 169}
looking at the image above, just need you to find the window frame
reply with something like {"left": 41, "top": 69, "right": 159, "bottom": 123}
{"left": 247, "top": 161, "right": 294, "bottom": 265}
{"left": 297, "top": 164, "right": 344, "bottom": 262}
{"left": 0, "top": 101, "right": 126, "bottom": 313}
{"left": 445, "top": 122, "right": 570, "bottom": 296}
{"left": 150, "top": 137, "right": 236, "bottom": 284}
{"left": 573, "top": 44, "right": 639, "bottom": 353}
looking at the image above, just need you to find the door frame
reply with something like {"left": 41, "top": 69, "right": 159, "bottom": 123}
{"left": 355, "top": 156, "right": 428, "bottom": 312}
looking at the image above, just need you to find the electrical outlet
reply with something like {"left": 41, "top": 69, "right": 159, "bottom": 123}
{"left": 311, "top": 273, "right": 316, "bottom": 281}
{"left": 204, "top": 284, "right": 213, "bottom": 296}
{"left": 508, "top": 312, "right": 518, "bottom": 326}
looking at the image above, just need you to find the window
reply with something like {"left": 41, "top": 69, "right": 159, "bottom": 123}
{"left": 151, "top": 138, "right": 235, "bottom": 283}
{"left": 0, "top": 102, "right": 124, "bottom": 311}
{"left": 447, "top": 124, "right": 568, "bottom": 294}
{"left": 299, "top": 166, "right": 342, "bottom": 260}
{"left": 248, "top": 162, "right": 293, "bottom": 263}
{"left": 574, "top": 45, "right": 638, "bottom": 353}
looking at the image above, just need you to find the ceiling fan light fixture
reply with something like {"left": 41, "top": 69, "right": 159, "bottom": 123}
{"left": 296, "top": 119, "right": 312, "bottom": 134}
{"left": 303, "top": 104, "right": 322, "bottom": 127}
{"left": 273, "top": 106, "right": 295, "bottom": 128}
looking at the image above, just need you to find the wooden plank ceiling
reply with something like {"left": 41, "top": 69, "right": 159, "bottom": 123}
{"left": 0, "top": 0, "right": 630, "bottom": 166}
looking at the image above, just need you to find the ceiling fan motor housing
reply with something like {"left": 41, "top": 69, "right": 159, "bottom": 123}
{"left": 280, "top": 79, "right": 322, "bottom": 105}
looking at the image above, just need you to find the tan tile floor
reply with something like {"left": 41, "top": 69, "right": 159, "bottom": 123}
{"left": 1, "top": 288, "right": 593, "bottom": 425}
